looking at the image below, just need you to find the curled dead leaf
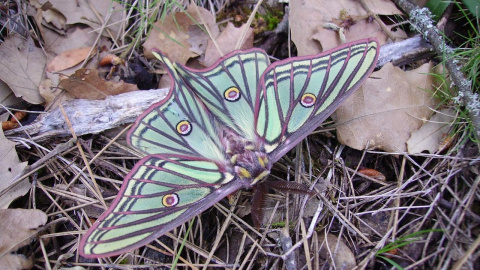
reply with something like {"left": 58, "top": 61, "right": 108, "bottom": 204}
{"left": 10, "top": 111, "right": 27, "bottom": 124}
{"left": 37, "top": 0, "right": 124, "bottom": 37}
{"left": 2, "top": 121, "right": 19, "bottom": 131}
{"left": 1, "top": 110, "right": 27, "bottom": 131}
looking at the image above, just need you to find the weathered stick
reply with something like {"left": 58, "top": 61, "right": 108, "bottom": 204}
{"left": 5, "top": 89, "right": 168, "bottom": 143}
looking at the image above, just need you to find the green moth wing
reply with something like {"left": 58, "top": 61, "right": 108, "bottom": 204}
{"left": 79, "top": 154, "right": 241, "bottom": 258}
{"left": 128, "top": 50, "right": 224, "bottom": 162}
{"left": 256, "top": 39, "right": 379, "bottom": 161}
{"left": 174, "top": 50, "right": 270, "bottom": 141}
{"left": 79, "top": 38, "right": 379, "bottom": 258}
{"left": 79, "top": 50, "right": 242, "bottom": 258}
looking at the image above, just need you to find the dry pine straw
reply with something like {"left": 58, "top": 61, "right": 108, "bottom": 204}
{"left": 15, "top": 125, "right": 480, "bottom": 269}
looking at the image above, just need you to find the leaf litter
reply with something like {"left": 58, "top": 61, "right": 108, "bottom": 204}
{"left": 59, "top": 68, "right": 139, "bottom": 100}
{"left": 0, "top": 130, "right": 28, "bottom": 209}
{"left": 332, "top": 62, "right": 440, "bottom": 152}
{"left": 0, "top": 209, "right": 47, "bottom": 270}
{"left": 0, "top": 34, "right": 46, "bottom": 104}
{"left": 143, "top": 4, "right": 220, "bottom": 64}
{"left": 0, "top": 0, "right": 478, "bottom": 269}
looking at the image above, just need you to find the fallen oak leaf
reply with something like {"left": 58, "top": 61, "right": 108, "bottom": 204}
{"left": 290, "top": 0, "right": 402, "bottom": 55}
{"left": 59, "top": 68, "right": 138, "bottom": 100}
{"left": 0, "top": 78, "right": 23, "bottom": 107}
{"left": 143, "top": 4, "right": 219, "bottom": 64}
{"left": 203, "top": 22, "right": 254, "bottom": 66}
{"left": 47, "top": 47, "right": 96, "bottom": 72}
{"left": 0, "top": 34, "right": 46, "bottom": 104}
{"left": 37, "top": 0, "right": 124, "bottom": 37}
{"left": 407, "top": 108, "right": 456, "bottom": 154}
{"left": 332, "top": 62, "right": 439, "bottom": 152}
{"left": 0, "top": 209, "right": 47, "bottom": 270}
{"left": 0, "top": 129, "right": 28, "bottom": 209}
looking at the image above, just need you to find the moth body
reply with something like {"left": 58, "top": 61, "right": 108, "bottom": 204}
{"left": 221, "top": 128, "right": 271, "bottom": 186}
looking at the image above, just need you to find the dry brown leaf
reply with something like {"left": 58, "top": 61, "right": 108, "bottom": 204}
{"left": 59, "top": 68, "right": 138, "bottom": 100}
{"left": 331, "top": 62, "right": 439, "bottom": 152}
{"left": 39, "top": 79, "right": 75, "bottom": 111}
{"left": 0, "top": 209, "right": 47, "bottom": 270}
{"left": 42, "top": 72, "right": 78, "bottom": 111}
{"left": 407, "top": 108, "right": 456, "bottom": 154}
{"left": 203, "top": 22, "right": 254, "bottom": 66}
{"left": 47, "top": 47, "right": 95, "bottom": 72}
{"left": 317, "top": 233, "right": 357, "bottom": 269}
{"left": 143, "top": 5, "right": 219, "bottom": 64}
{"left": 29, "top": 0, "right": 66, "bottom": 32}
{"left": 0, "top": 254, "right": 34, "bottom": 270}
{"left": 37, "top": 0, "right": 124, "bottom": 37}
{"left": 0, "top": 130, "right": 29, "bottom": 209}
{"left": 43, "top": 26, "right": 112, "bottom": 56}
{"left": 290, "top": 0, "right": 402, "bottom": 55}
{"left": 40, "top": 27, "right": 109, "bottom": 110}
{"left": 0, "top": 80, "right": 23, "bottom": 107}
{"left": 0, "top": 34, "right": 46, "bottom": 104}
{"left": 42, "top": 8, "right": 66, "bottom": 30}
{"left": 188, "top": 24, "right": 211, "bottom": 56}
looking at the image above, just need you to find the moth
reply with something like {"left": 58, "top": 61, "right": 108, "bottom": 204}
{"left": 79, "top": 38, "right": 379, "bottom": 258}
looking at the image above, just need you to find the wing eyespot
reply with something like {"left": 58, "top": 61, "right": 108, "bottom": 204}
{"left": 176, "top": 120, "right": 192, "bottom": 135}
{"left": 224, "top": 87, "right": 241, "bottom": 102}
{"left": 162, "top": 193, "right": 179, "bottom": 207}
{"left": 300, "top": 93, "right": 316, "bottom": 108}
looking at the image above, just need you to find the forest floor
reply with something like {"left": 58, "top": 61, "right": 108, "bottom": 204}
{"left": 0, "top": 0, "right": 479, "bottom": 269}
